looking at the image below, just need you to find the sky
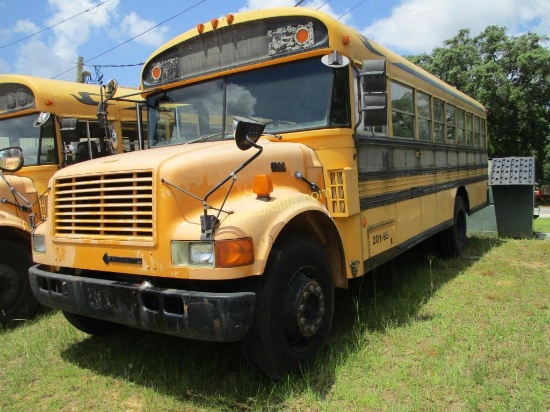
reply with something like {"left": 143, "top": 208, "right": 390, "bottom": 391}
{"left": 0, "top": 0, "right": 548, "bottom": 87}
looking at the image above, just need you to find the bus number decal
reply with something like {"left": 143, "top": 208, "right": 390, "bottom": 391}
{"left": 372, "top": 231, "right": 390, "bottom": 245}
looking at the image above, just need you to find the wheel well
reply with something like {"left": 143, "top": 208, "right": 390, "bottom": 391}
{"left": 0, "top": 227, "right": 30, "bottom": 249}
{"left": 456, "top": 186, "right": 470, "bottom": 213}
{"left": 275, "top": 211, "right": 347, "bottom": 289}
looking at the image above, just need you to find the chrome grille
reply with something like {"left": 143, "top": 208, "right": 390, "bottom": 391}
{"left": 53, "top": 171, "right": 153, "bottom": 242}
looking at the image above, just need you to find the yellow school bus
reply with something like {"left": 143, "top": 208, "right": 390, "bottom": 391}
{"left": 0, "top": 75, "right": 143, "bottom": 324}
{"left": 29, "top": 8, "right": 488, "bottom": 377}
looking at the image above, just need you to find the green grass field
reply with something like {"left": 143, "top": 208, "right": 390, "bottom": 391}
{"left": 534, "top": 217, "right": 550, "bottom": 233}
{"left": 1, "top": 236, "right": 548, "bottom": 411}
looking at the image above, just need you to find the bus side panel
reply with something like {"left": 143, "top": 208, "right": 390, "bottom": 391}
{"left": 467, "top": 179, "right": 489, "bottom": 211}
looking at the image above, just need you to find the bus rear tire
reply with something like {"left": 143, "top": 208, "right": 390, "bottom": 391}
{"left": 241, "top": 236, "right": 334, "bottom": 379}
{"left": 63, "top": 311, "right": 123, "bottom": 336}
{"left": 0, "top": 241, "right": 39, "bottom": 325}
{"left": 438, "top": 196, "right": 467, "bottom": 257}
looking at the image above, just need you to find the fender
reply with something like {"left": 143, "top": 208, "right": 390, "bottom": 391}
{"left": 215, "top": 187, "right": 341, "bottom": 278}
{"left": 0, "top": 174, "right": 38, "bottom": 232}
{"left": 0, "top": 209, "right": 30, "bottom": 232}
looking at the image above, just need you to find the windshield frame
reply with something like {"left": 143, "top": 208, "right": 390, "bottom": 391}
{"left": 0, "top": 112, "right": 57, "bottom": 166}
{"left": 145, "top": 57, "right": 350, "bottom": 148}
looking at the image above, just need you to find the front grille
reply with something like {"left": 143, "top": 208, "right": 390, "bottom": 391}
{"left": 53, "top": 171, "right": 154, "bottom": 242}
{"left": 39, "top": 194, "right": 48, "bottom": 219}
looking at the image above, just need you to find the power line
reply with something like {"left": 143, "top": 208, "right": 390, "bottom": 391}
{"left": 338, "top": 0, "right": 368, "bottom": 20}
{"left": 93, "top": 63, "right": 144, "bottom": 68}
{"left": 51, "top": 0, "right": 207, "bottom": 80}
{"left": 0, "top": 0, "right": 112, "bottom": 50}
{"left": 316, "top": 1, "right": 332, "bottom": 10}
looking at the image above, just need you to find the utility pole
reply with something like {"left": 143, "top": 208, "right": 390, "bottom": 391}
{"left": 76, "top": 56, "right": 84, "bottom": 83}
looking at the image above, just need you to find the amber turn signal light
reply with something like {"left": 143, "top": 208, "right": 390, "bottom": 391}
{"left": 215, "top": 237, "right": 254, "bottom": 268}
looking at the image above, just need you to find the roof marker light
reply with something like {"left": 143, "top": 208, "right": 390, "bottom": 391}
{"left": 295, "top": 27, "right": 310, "bottom": 44}
{"left": 151, "top": 65, "right": 161, "bottom": 80}
{"left": 226, "top": 14, "right": 234, "bottom": 24}
{"left": 197, "top": 23, "right": 205, "bottom": 34}
{"left": 211, "top": 18, "right": 219, "bottom": 29}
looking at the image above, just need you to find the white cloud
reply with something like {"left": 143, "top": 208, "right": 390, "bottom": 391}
{"left": 237, "top": 0, "right": 352, "bottom": 24}
{"left": 362, "top": 0, "right": 550, "bottom": 55}
{"left": 14, "top": 20, "right": 40, "bottom": 34}
{"left": 14, "top": 38, "right": 72, "bottom": 79}
{"left": 46, "top": 0, "right": 120, "bottom": 63}
{"left": 11, "top": 0, "right": 121, "bottom": 80}
{"left": 120, "top": 12, "right": 169, "bottom": 48}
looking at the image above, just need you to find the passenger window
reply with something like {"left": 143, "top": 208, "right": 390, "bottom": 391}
{"left": 445, "top": 104, "right": 455, "bottom": 142}
{"left": 433, "top": 98, "right": 444, "bottom": 143}
{"left": 416, "top": 92, "right": 431, "bottom": 141}
{"left": 391, "top": 82, "right": 414, "bottom": 138}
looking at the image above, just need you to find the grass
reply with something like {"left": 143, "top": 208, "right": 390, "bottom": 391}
{"left": 1, "top": 236, "right": 549, "bottom": 411}
{"left": 534, "top": 217, "right": 550, "bottom": 233}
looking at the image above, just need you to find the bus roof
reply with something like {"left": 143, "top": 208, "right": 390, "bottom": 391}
{"left": 0, "top": 74, "right": 141, "bottom": 119}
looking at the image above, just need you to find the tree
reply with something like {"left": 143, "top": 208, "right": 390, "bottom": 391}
{"left": 408, "top": 26, "right": 550, "bottom": 184}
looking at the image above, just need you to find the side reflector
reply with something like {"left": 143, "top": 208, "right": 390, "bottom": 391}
{"left": 253, "top": 174, "right": 273, "bottom": 198}
{"left": 216, "top": 237, "right": 255, "bottom": 268}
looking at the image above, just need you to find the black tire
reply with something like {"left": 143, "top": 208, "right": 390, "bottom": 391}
{"left": 241, "top": 236, "right": 334, "bottom": 379}
{"left": 63, "top": 311, "right": 123, "bottom": 336}
{"left": 438, "top": 196, "right": 467, "bottom": 257}
{"left": 0, "top": 240, "right": 39, "bottom": 325}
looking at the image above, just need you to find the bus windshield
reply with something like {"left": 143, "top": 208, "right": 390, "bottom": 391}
{"left": 147, "top": 57, "right": 344, "bottom": 147}
{"left": 0, "top": 113, "right": 56, "bottom": 166}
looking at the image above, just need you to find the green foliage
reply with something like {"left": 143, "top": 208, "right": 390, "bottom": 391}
{"left": 408, "top": 26, "right": 550, "bottom": 183}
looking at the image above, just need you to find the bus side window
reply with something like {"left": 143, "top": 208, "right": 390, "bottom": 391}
{"left": 390, "top": 81, "right": 415, "bottom": 139}
{"left": 433, "top": 98, "right": 445, "bottom": 143}
{"left": 445, "top": 104, "right": 455, "bottom": 142}
{"left": 416, "top": 91, "right": 432, "bottom": 142}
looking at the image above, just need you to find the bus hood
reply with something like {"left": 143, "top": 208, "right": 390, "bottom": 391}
{"left": 52, "top": 138, "right": 321, "bottom": 199}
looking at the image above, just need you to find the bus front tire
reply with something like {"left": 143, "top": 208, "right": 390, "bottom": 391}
{"left": 241, "top": 236, "right": 334, "bottom": 379}
{"left": 0, "top": 241, "right": 39, "bottom": 326}
{"left": 438, "top": 196, "right": 467, "bottom": 257}
{"left": 63, "top": 311, "right": 123, "bottom": 336}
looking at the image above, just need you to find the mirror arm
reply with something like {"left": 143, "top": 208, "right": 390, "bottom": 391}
{"left": 200, "top": 137, "right": 263, "bottom": 239}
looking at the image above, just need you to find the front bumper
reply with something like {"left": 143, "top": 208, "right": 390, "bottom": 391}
{"left": 29, "top": 264, "right": 255, "bottom": 342}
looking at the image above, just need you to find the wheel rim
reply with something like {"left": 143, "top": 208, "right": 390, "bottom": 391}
{"left": 0, "top": 262, "right": 22, "bottom": 310}
{"left": 284, "top": 268, "right": 325, "bottom": 348}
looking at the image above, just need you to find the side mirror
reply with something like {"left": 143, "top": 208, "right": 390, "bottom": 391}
{"left": 33, "top": 112, "right": 51, "bottom": 128}
{"left": 0, "top": 147, "right": 24, "bottom": 172}
{"left": 232, "top": 116, "right": 266, "bottom": 151}
{"left": 105, "top": 79, "right": 118, "bottom": 99}
{"left": 321, "top": 50, "right": 350, "bottom": 68}
{"left": 360, "top": 59, "right": 388, "bottom": 127}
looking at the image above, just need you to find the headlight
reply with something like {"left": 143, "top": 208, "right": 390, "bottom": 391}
{"left": 32, "top": 234, "right": 46, "bottom": 253}
{"left": 171, "top": 241, "right": 214, "bottom": 267}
